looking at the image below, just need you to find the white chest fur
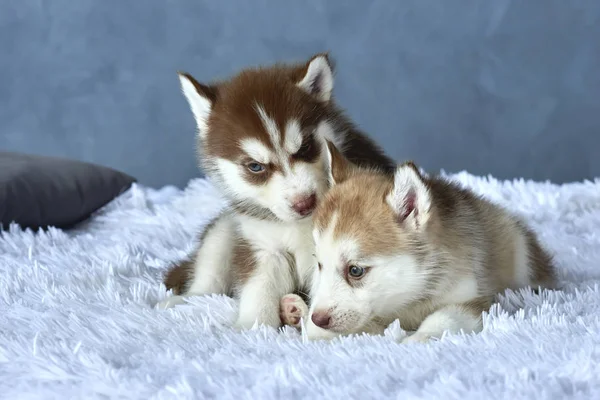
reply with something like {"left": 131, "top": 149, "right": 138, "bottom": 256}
{"left": 235, "top": 215, "right": 317, "bottom": 290}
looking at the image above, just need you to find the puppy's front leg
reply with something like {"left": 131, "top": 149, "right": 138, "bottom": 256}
{"left": 235, "top": 251, "right": 295, "bottom": 330}
{"left": 402, "top": 296, "right": 492, "bottom": 344}
{"left": 156, "top": 213, "right": 237, "bottom": 310}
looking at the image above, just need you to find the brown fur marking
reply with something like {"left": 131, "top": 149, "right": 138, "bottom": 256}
{"left": 460, "top": 296, "right": 494, "bottom": 317}
{"left": 163, "top": 259, "right": 194, "bottom": 295}
{"left": 231, "top": 238, "right": 257, "bottom": 294}
{"left": 521, "top": 224, "right": 558, "bottom": 288}
{"left": 162, "top": 214, "right": 223, "bottom": 295}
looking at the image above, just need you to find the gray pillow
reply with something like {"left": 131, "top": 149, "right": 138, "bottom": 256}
{"left": 0, "top": 152, "right": 136, "bottom": 230}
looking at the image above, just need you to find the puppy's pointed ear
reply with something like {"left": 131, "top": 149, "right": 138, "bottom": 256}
{"left": 324, "top": 140, "right": 355, "bottom": 186}
{"left": 177, "top": 71, "right": 219, "bottom": 138}
{"left": 386, "top": 162, "right": 432, "bottom": 230}
{"left": 296, "top": 53, "right": 334, "bottom": 102}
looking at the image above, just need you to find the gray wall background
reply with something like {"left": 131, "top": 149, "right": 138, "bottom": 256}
{"left": 1, "top": 0, "right": 599, "bottom": 188}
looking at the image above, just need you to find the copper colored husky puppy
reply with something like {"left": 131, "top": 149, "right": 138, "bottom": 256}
{"left": 157, "top": 55, "right": 395, "bottom": 330}
{"left": 282, "top": 142, "right": 557, "bottom": 343}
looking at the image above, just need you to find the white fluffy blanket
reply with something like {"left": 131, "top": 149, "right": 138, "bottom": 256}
{"left": 1, "top": 173, "right": 599, "bottom": 400}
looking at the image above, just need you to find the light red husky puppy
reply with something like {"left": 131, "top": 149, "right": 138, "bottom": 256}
{"left": 282, "top": 142, "right": 557, "bottom": 343}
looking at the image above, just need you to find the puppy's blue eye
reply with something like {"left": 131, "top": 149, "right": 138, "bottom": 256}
{"left": 247, "top": 162, "right": 265, "bottom": 173}
{"left": 348, "top": 265, "right": 365, "bottom": 278}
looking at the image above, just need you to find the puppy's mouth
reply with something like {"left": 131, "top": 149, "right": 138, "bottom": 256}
{"left": 329, "top": 312, "right": 377, "bottom": 335}
{"left": 324, "top": 316, "right": 364, "bottom": 335}
{"left": 295, "top": 209, "right": 315, "bottom": 219}
{"left": 275, "top": 210, "right": 315, "bottom": 223}
{"left": 327, "top": 324, "right": 350, "bottom": 334}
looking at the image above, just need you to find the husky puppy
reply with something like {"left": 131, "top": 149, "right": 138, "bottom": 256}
{"left": 283, "top": 141, "right": 557, "bottom": 343}
{"left": 157, "top": 54, "right": 395, "bottom": 330}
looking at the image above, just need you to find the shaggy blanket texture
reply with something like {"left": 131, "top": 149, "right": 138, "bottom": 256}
{"left": 1, "top": 173, "right": 599, "bottom": 399}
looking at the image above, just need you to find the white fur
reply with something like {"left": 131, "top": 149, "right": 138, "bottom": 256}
{"left": 215, "top": 158, "right": 262, "bottom": 201}
{"left": 178, "top": 74, "right": 212, "bottom": 138}
{"left": 513, "top": 231, "right": 531, "bottom": 287}
{"left": 367, "top": 254, "right": 429, "bottom": 317}
{"left": 240, "top": 138, "right": 273, "bottom": 165}
{"left": 401, "top": 304, "right": 483, "bottom": 344}
{"left": 186, "top": 213, "right": 237, "bottom": 295}
{"left": 271, "top": 161, "right": 323, "bottom": 219}
{"left": 255, "top": 104, "right": 281, "bottom": 147}
{"left": 284, "top": 120, "right": 303, "bottom": 154}
{"left": 439, "top": 275, "right": 479, "bottom": 305}
{"left": 236, "top": 215, "right": 316, "bottom": 287}
{"left": 297, "top": 55, "right": 334, "bottom": 102}
{"left": 234, "top": 215, "right": 317, "bottom": 328}
{"left": 310, "top": 233, "right": 357, "bottom": 318}
{"left": 236, "top": 250, "right": 296, "bottom": 329}
{"left": 322, "top": 139, "right": 336, "bottom": 186}
{"left": 316, "top": 120, "right": 345, "bottom": 151}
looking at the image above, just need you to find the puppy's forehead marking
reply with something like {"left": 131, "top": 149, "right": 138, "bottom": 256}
{"left": 317, "top": 227, "right": 361, "bottom": 268}
{"left": 316, "top": 174, "right": 403, "bottom": 257}
{"left": 284, "top": 120, "right": 303, "bottom": 154}
{"left": 323, "top": 211, "right": 339, "bottom": 239}
{"left": 240, "top": 138, "right": 273, "bottom": 164}
{"left": 254, "top": 103, "right": 306, "bottom": 174}
{"left": 315, "top": 189, "right": 347, "bottom": 232}
{"left": 317, "top": 211, "right": 340, "bottom": 255}
{"left": 255, "top": 104, "right": 281, "bottom": 148}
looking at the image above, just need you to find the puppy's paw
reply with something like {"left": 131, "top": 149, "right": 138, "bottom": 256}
{"left": 155, "top": 295, "right": 187, "bottom": 310}
{"left": 401, "top": 331, "right": 432, "bottom": 344}
{"left": 279, "top": 294, "right": 308, "bottom": 328}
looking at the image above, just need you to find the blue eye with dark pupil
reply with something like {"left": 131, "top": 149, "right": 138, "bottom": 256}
{"left": 348, "top": 265, "right": 365, "bottom": 278}
{"left": 247, "top": 162, "right": 264, "bottom": 173}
